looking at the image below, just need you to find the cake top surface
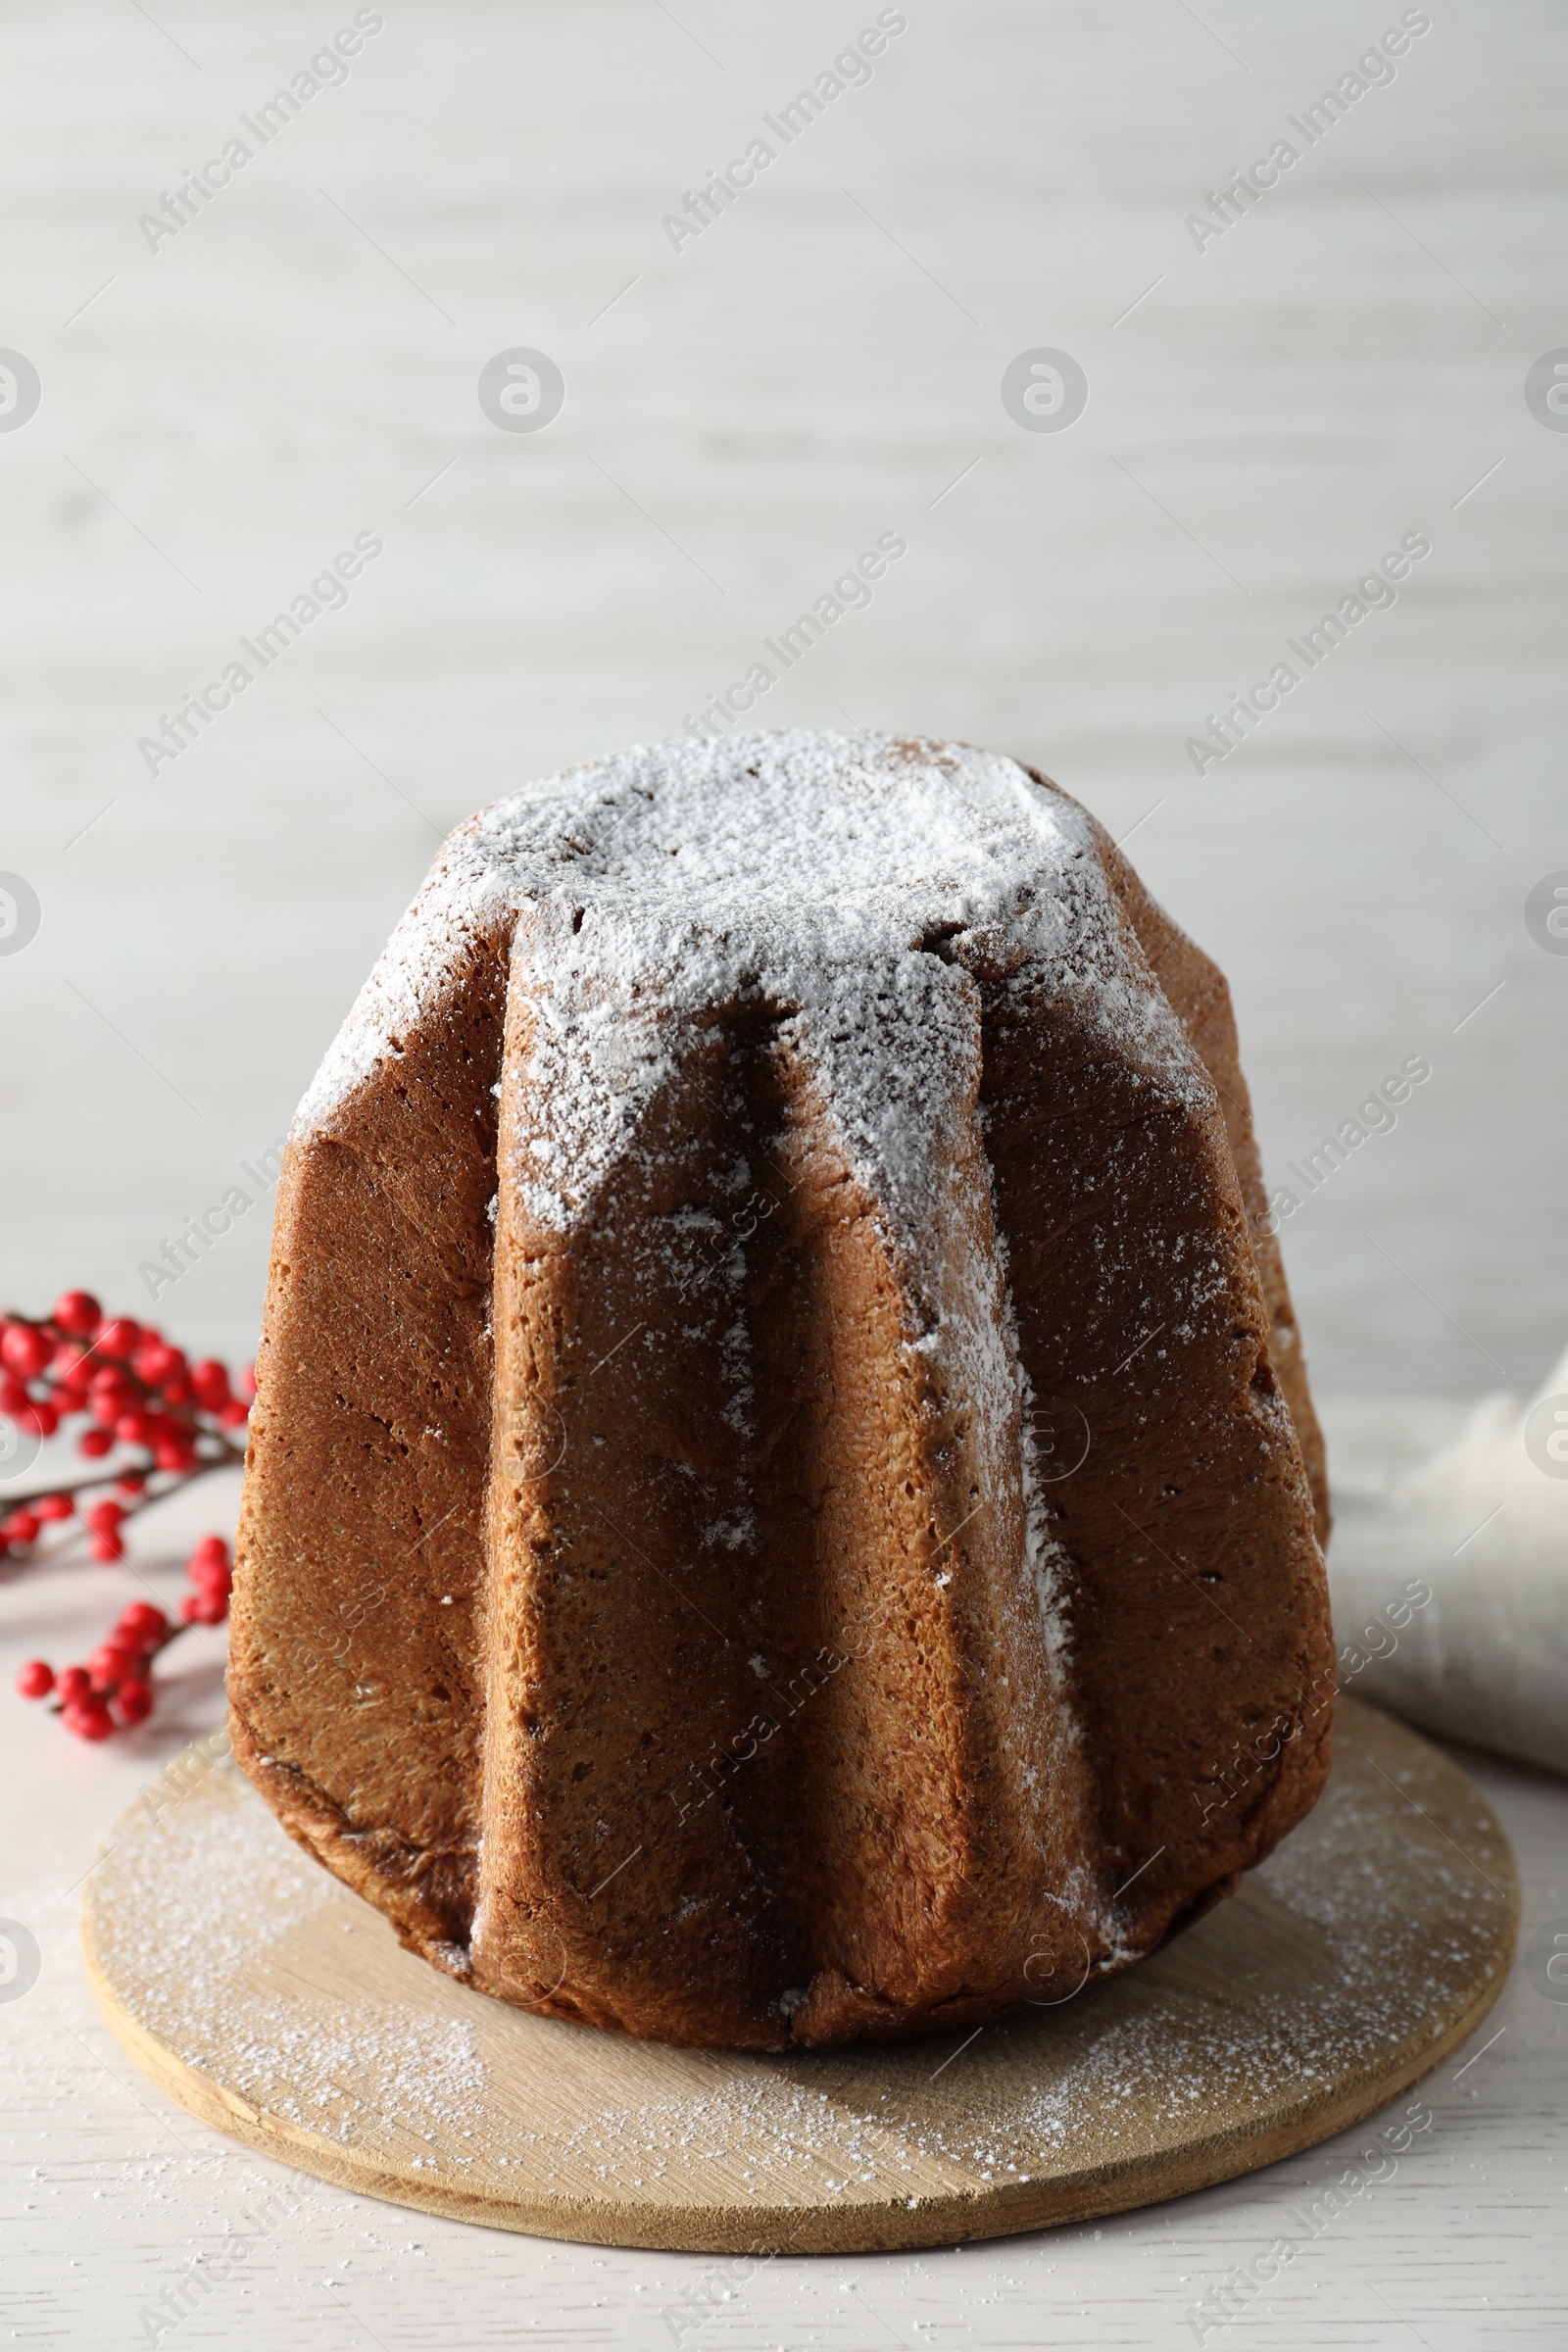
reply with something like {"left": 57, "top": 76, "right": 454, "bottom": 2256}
{"left": 296, "top": 729, "right": 1212, "bottom": 1248}
{"left": 298, "top": 728, "right": 1165, "bottom": 1126}
{"left": 451, "top": 728, "right": 1070, "bottom": 935}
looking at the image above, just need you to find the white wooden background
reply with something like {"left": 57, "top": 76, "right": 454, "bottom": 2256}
{"left": 2, "top": 1, "right": 1566, "bottom": 2344}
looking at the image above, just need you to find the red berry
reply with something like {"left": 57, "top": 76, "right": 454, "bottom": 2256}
{"left": 191, "top": 1534, "right": 229, "bottom": 1564}
{"left": 119, "top": 1601, "right": 169, "bottom": 1643}
{"left": 53, "top": 1290, "right": 102, "bottom": 1338}
{"left": 220, "top": 1398, "right": 251, "bottom": 1428}
{"left": 180, "top": 1590, "right": 228, "bottom": 1626}
{"left": 133, "top": 1341, "right": 184, "bottom": 1387}
{"left": 89, "top": 1532, "right": 125, "bottom": 1563}
{"left": 114, "top": 1678, "right": 154, "bottom": 1726}
{"left": 191, "top": 1562, "right": 233, "bottom": 1599}
{"left": 86, "top": 1498, "right": 124, "bottom": 1533}
{"left": 77, "top": 1427, "right": 113, "bottom": 1459}
{"left": 35, "top": 1494, "right": 73, "bottom": 1522}
{"left": 27, "top": 1397, "right": 59, "bottom": 1437}
{"left": 94, "top": 1317, "right": 141, "bottom": 1359}
{"left": 0, "top": 1373, "right": 27, "bottom": 1415}
{"left": 88, "top": 1642, "right": 137, "bottom": 1692}
{"left": 189, "top": 1359, "right": 231, "bottom": 1411}
{"left": 1, "top": 1509, "right": 40, "bottom": 1545}
{"left": 16, "top": 1659, "right": 54, "bottom": 1699}
{"left": 56, "top": 1665, "right": 92, "bottom": 1704}
{"left": 161, "top": 1375, "right": 194, "bottom": 1406}
{"left": 114, "top": 1410, "right": 154, "bottom": 1447}
{"left": 1, "top": 1323, "right": 52, "bottom": 1379}
{"left": 64, "top": 1697, "right": 115, "bottom": 1740}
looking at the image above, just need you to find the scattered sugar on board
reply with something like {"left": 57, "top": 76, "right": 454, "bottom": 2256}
{"left": 89, "top": 1769, "right": 486, "bottom": 2150}
{"left": 88, "top": 1734, "right": 1503, "bottom": 2191}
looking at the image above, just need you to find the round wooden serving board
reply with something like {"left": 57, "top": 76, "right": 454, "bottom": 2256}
{"left": 82, "top": 1697, "right": 1517, "bottom": 2255}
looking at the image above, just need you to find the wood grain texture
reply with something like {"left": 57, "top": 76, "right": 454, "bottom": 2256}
{"left": 81, "top": 1698, "right": 1517, "bottom": 2255}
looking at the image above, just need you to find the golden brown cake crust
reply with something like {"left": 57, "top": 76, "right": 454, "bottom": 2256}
{"left": 230, "top": 733, "right": 1333, "bottom": 2050}
{"left": 1078, "top": 801, "right": 1330, "bottom": 1548}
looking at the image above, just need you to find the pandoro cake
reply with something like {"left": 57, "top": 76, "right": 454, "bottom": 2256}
{"left": 229, "top": 729, "right": 1333, "bottom": 2050}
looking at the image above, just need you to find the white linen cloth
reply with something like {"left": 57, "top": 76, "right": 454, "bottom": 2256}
{"left": 1323, "top": 1359, "right": 1568, "bottom": 1777}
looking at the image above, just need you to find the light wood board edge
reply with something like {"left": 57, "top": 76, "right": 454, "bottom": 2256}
{"left": 80, "top": 1705, "right": 1521, "bottom": 2256}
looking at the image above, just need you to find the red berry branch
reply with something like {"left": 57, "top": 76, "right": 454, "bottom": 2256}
{"left": 2, "top": 1290, "right": 254, "bottom": 1740}
{"left": 17, "top": 1538, "right": 233, "bottom": 1740}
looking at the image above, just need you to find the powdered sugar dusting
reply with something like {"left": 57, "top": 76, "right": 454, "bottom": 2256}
{"left": 296, "top": 731, "right": 1205, "bottom": 1227}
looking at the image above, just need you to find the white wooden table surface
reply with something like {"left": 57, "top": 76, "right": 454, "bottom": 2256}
{"left": 2, "top": 1, "right": 1565, "bottom": 2343}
